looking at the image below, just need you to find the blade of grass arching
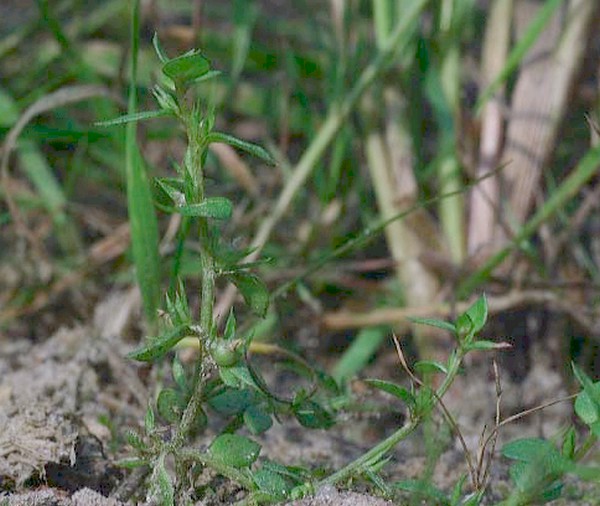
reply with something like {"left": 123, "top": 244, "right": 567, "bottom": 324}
{"left": 271, "top": 167, "right": 502, "bottom": 300}
{"left": 216, "top": 0, "right": 431, "bottom": 319}
{"left": 125, "top": 0, "right": 161, "bottom": 328}
{"left": 18, "top": 140, "right": 81, "bottom": 255}
{"left": 457, "top": 143, "right": 600, "bottom": 298}
{"left": 475, "top": 0, "right": 562, "bottom": 113}
{"left": 1, "top": 84, "right": 113, "bottom": 254}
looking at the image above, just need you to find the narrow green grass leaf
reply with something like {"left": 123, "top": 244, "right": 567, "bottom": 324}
{"left": 18, "top": 140, "right": 81, "bottom": 254}
{"left": 126, "top": 0, "right": 161, "bottom": 326}
{"left": 394, "top": 479, "right": 450, "bottom": 505}
{"left": 117, "top": 457, "right": 149, "bottom": 469}
{"left": 95, "top": 109, "right": 170, "bottom": 127}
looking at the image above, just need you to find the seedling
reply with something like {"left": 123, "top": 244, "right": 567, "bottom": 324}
{"left": 99, "top": 38, "right": 334, "bottom": 504}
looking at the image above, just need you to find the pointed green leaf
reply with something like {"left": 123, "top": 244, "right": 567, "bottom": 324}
{"left": 228, "top": 272, "right": 269, "bottom": 317}
{"left": 154, "top": 177, "right": 185, "bottom": 207}
{"left": 162, "top": 51, "right": 211, "bottom": 87}
{"left": 172, "top": 356, "right": 187, "bottom": 391}
{"left": 95, "top": 109, "right": 170, "bottom": 127}
{"left": 464, "top": 294, "right": 488, "bottom": 333}
{"left": 224, "top": 309, "right": 237, "bottom": 341}
{"left": 466, "top": 340, "right": 512, "bottom": 352}
{"left": 408, "top": 317, "right": 456, "bottom": 334}
{"left": 292, "top": 399, "right": 334, "bottom": 429}
{"left": 455, "top": 312, "right": 474, "bottom": 340}
{"left": 562, "top": 427, "right": 576, "bottom": 460}
{"left": 414, "top": 360, "right": 448, "bottom": 375}
{"left": 157, "top": 388, "right": 182, "bottom": 423}
{"left": 244, "top": 404, "right": 273, "bottom": 435}
{"left": 573, "top": 364, "right": 600, "bottom": 427}
{"left": 206, "top": 131, "right": 276, "bottom": 165}
{"left": 145, "top": 404, "right": 155, "bottom": 432}
{"left": 125, "top": 429, "right": 146, "bottom": 451}
{"left": 364, "top": 379, "right": 415, "bottom": 408}
{"left": 127, "top": 325, "right": 189, "bottom": 362}
{"left": 209, "top": 433, "right": 261, "bottom": 468}
{"left": 152, "top": 32, "right": 169, "bottom": 63}
{"left": 150, "top": 456, "right": 174, "bottom": 506}
{"left": 175, "top": 197, "right": 233, "bottom": 219}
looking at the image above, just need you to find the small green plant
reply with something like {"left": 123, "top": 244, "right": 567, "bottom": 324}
{"left": 303, "top": 294, "right": 509, "bottom": 504}
{"left": 313, "top": 295, "right": 600, "bottom": 506}
{"left": 100, "top": 38, "right": 335, "bottom": 504}
{"left": 496, "top": 364, "right": 600, "bottom": 506}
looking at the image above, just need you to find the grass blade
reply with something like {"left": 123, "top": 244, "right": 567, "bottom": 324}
{"left": 126, "top": 0, "right": 161, "bottom": 327}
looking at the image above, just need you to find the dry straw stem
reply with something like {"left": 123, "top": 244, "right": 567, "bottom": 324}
{"left": 467, "top": 0, "right": 512, "bottom": 256}
{"left": 322, "top": 288, "right": 597, "bottom": 332}
{"left": 501, "top": 0, "right": 597, "bottom": 229}
{"left": 215, "top": 0, "right": 431, "bottom": 320}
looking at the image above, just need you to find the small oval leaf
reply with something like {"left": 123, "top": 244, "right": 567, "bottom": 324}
{"left": 244, "top": 404, "right": 273, "bottom": 435}
{"left": 253, "top": 467, "right": 292, "bottom": 500}
{"left": 162, "top": 51, "right": 211, "bottom": 86}
{"left": 157, "top": 388, "right": 182, "bottom": 423}
{"left": 209, "top": 433, "right": 261, "bottom": 468}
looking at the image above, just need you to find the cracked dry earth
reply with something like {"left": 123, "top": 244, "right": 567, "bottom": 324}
{"left": 1, "top": 291, "right": 598, "bottom": 505}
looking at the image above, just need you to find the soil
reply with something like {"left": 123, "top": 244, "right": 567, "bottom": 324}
{"left": 1, "top": 288, "right": 598, "bottom": 505}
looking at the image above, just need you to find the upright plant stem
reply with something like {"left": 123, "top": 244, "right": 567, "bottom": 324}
{"left": 172, "top": 108, "right": 216, "bottom": 449}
